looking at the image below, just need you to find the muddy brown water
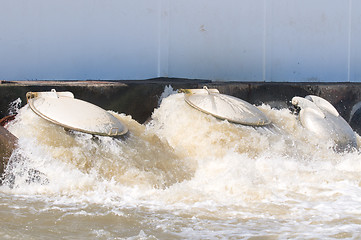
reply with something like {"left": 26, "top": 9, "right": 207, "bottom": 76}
{"left": 1, "top": 92, "right": 361, "bottom": 239}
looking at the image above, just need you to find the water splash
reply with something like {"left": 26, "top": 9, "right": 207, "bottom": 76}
{"left": 2, "top": 91, "right": 361, "bottom": 239}
{"left": 158, "top": 85, "right": 178, "bottom": 106}
{"left": 3, "top": 103, "right": 192, "bottom": 195}
{"left": 7, "top": 98, "right": 22, "bottom": 115}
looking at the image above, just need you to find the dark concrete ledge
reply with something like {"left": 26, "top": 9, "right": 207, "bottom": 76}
{"left": 0, "top": 78, "right": 211, "bottom": 123}
{"left": 2, "top": 78, "right": 361, "bottom": 133}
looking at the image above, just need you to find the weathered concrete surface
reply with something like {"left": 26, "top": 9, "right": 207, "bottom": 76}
{"left": 0, "top": 126, "right": 17, "bottom": 177}
{"left": 1, "top": 78, "right": 361, "bottom": 133}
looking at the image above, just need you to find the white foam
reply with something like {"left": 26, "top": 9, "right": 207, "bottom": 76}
{"left": 2, "top": 92, "right": 361, "bottom": 238}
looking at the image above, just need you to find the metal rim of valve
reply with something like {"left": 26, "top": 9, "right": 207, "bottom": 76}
{"left": 180, "top": 86, "right": 271, "bottom": 126}
{"left": 26, "top": 89, "right": 128, "bottom": 137}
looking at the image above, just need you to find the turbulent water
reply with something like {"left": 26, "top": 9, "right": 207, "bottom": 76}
{"left": 2, "top": 89, "right": 361, "bottom": 239}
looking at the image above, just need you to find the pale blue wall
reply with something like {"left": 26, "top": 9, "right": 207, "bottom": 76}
{"left": 0, "top": 0, "right": 360, "bottom": 81}
{"left": 350, "top": 0, "right": 361, "bottom": 82}
{"left": 167, "top": 0, "right": 265, "bottom": 81}
{"left": 265, "top": 0, "right": 350, "bottom": 82}
{"left": 0, "top": 0, "right": 160, "bottom": 80}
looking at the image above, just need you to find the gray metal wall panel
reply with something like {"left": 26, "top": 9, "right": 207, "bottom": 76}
{"left": 0, "top": 0, "right": 358, "bottom": 82}
{"left": 265, "top": 0, "right": 349, "bottom": 82}
{"left": 350, "top": 0, "right": 361, "bottom": 82}
{"left": 167, "top": 0, "right": 265, "bottom": 81}
{"left": 0, "top": 0, "right": 159, "bottom": 80}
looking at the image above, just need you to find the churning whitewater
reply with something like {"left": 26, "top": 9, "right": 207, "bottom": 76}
{"left": 2, "top": 88, "right": 361, "bottom": 239}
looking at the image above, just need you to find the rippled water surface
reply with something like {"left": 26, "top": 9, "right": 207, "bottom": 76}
{"left": 2, "top": 91, "right": 361, "bottom": 239}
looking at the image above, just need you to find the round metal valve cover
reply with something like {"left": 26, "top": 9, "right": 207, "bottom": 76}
{"left": 292, "top": 95, "right": 357, "bottom": 150}
{"left": 183, "top": 87, "right": 270, "bottom": 126}
{"left": 27, "top": 90, "right": 128, "bottom": 136}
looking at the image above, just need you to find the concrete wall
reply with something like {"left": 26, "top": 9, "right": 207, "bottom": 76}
{"left": 0, "top": 0, "right": 360, "bottom": 82}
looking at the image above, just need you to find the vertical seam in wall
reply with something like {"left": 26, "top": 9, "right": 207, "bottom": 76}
{"left": 262, "top": 0, "right": 267, "bottom": 82}
{"left": 164, "top": 0, "right": 170, "bottom": 78}
{"left": 157, "top": 0, "right": 162, "bottom": 77}
{"left": 157, "top": 0, "right": 169, "bottom": 78}
{"left": 347, "top": 0, "right": 352, "bottom": 82}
